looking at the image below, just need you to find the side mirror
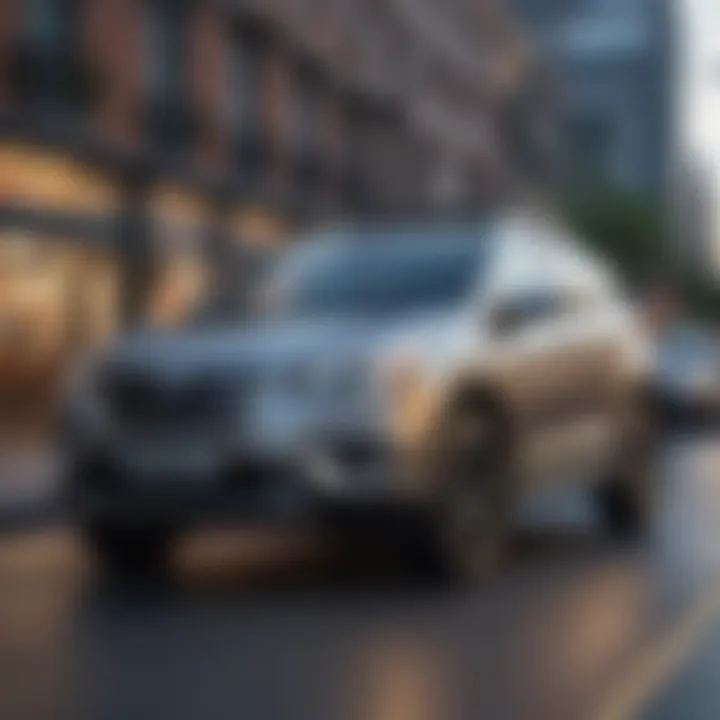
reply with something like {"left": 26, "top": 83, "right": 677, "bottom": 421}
{"left": 489, "top": 290, "right": 556, "bottom": 337}
{"left": 489, "top": 300, "right": 525, "bottom": 336}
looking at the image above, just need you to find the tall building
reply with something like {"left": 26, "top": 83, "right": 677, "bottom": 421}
{"left": 0, "top": 0, "right": 543, "bottom": 424}
{"left": 513, "top": 0, "right": 673, "bottom": 199}
{"left": 672, "top": 155, "right": 716, "bottom": 274}
{"left": 674, "top": 0, "right": 720, "bottom": 275}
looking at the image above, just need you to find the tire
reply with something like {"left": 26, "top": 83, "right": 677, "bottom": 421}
{"left": 82, "top": 524, "right": 176, "bottom": 578}
{"left": 596, "top": 395, "right": 659, "bottom": 541}
{"left": 414, "top": 399, "right": 513, "bottom": 586}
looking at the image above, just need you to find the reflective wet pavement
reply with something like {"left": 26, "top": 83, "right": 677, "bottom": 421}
{"left": 1, "top": 435, "right": 720, "bottom": 720}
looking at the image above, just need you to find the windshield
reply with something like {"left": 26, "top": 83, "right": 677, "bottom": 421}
{"left": 263, "top": 235, "right": 486, "bottom": 318}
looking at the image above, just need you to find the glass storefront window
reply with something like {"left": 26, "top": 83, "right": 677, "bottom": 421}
{"left": 0, "top": 231, "right": 120, "bottom": 425}
{"left": 145, "top": 220, "right": 210, "bottom": 328}
{"left": 148, "top": 247, "right": 209, "bottom": 327}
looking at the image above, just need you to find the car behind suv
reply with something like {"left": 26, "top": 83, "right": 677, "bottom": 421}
{"left": 62, "top": 212, "right": 656, "bottom": 583}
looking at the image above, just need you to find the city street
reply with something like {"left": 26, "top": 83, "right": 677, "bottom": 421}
{"left": 1, "top": 435, "right": 720, "bottom": 720}
{"left": 0, "top": 0, "right": 708, "bottom": 717}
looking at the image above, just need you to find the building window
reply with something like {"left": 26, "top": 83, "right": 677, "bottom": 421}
{"left": 146, "top": 0, "right": 195, "bottom": 151}
{"left": 340, "top": 102, "right": 371, "bottom": 211}
{"left": 148, "top": 1, "right": 185, "bottom": 103}
{"left": 16, "top": 0, "right": 90, "bottom": 116}
{"left": 570, "top": 112, "right": 613, "bottom": 188}
{"left": 229, "top": 38, "right": 263, "bottom": 135}
{"left": 291, "top": 70, "right": 327, "bottom": 208}
{"left": 23, "top": 0, "right": 76, "bottom": 51}
{"left": 293, "top": 72, "right": 319, "bottom": 154}
{"left": 230, "top": 35, "right": 269, "bottom": 188}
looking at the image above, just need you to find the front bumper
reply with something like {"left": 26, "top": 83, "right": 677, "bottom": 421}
{"left": 64, "top": 438, "right": 410, "bottom": 527}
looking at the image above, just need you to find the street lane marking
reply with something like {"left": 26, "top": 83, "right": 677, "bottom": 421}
{"left": 593, "top": 581, "right": 720, "bottom": 720}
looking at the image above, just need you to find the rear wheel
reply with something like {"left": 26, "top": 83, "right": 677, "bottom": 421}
{"left": 597, "top": 396, "right": 658, "bottom": 541}
{"left": 82, "top": 524, "right": 176, "bottom": 578}
{"left": 415, "top": 402, "right": 513, "bottom": 586}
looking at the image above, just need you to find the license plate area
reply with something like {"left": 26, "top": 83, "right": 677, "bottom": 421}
{"left": 117, "top": 433, "right": 223, "bottom": 481}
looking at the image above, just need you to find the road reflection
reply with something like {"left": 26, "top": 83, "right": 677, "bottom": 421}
{"left": 1, "top": 437, "right": 720, "bottom": 719}
{"left": 658, "top": 437, "right": 720, "bottom": 593}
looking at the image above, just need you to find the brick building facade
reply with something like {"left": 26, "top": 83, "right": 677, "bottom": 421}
{"left": 0, "top": 0, "right": 543, "bottom": 427}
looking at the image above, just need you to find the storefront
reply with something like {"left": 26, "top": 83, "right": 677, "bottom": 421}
{"left": 147, "top": 184, "right": 212, "bottom": 327}
{"left": 146, "top": 187, "right": 286, "bottom": 326}
{"left": 0, "top": 144, "right": 121, "bottom": 431}
{"left": 0, "top": 143, "right": 288, "bottom": 434}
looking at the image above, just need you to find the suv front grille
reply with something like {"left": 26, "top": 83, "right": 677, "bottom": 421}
{"left": 102, "top": 370, "right": 233, "bottom": 430}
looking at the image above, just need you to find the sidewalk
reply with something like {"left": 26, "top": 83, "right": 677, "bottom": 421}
{"left": 0, "top": 445, "right": 62, "bottom": 529}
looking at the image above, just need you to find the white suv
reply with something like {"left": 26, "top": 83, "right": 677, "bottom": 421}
{"left": 63, "top": 211, "right": 656, "bottom": 582}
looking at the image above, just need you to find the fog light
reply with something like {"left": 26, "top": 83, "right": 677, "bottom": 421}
{"left": 302, "top": 448, "right": 343, "bottom": 489}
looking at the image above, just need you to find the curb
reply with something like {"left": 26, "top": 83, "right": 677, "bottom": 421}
{"left": 0, "top": 498, "right": 65, "bottom": 533}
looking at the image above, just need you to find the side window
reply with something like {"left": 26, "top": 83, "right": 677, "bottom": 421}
{"left": 490, "top": 287, "right": 565, "bottom": 335}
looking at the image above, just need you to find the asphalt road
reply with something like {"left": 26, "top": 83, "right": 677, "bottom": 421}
{"left": 2, "top": 435, "right": 720, "bottom": 720}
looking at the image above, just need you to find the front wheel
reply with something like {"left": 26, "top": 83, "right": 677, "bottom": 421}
{"left": 82, "top": 524, "right": 176, "bottom": 577}
{"left": 415, "top": 404, "right": 513, "bottom": 586}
